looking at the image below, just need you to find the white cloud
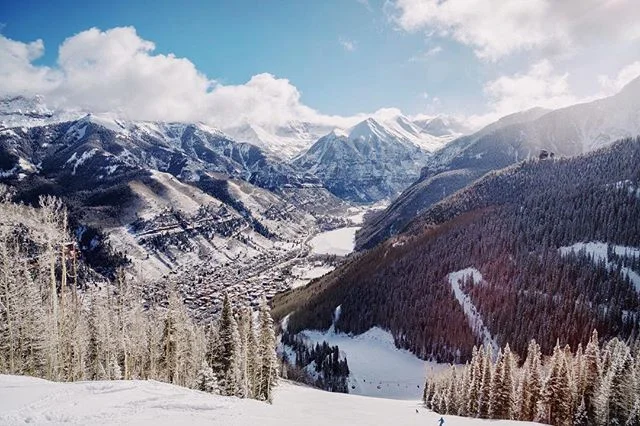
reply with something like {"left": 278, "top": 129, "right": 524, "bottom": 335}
{"left": 339, "top": 37, "right": 357, "bottom": 52}
{"left": 465, "top": 60, "right": 579, "bottom": 128}
{"left": 408, "top": 45, "right": 442, "bottom": 62}
{"left": 598, "top": 61, "right": 640, "bottom": 96}
{"left": 390, "top": 0, "right": 640, "bottom": 60}
{"left": 0, "top": 27, "right": 359, "bottom": 131}
{"left": 0, "top": 35, "right": 60, "bottom": 95}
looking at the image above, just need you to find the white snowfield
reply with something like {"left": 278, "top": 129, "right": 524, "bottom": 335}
{"left": 308, "top": 226, "right": 361, "bottom": 256}
{"left": 300, "top": 326, "right": 449, "bottom": 399}
{"left": 0, "top": 375, "right": 538, "bottom": 426}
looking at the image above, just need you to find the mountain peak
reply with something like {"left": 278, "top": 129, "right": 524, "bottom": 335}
{"left": 348, "top": 118, "right": 389, "bottom": 141}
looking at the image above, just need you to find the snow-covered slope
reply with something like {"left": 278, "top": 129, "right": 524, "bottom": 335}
{"left": 559, "top": 242, "right": 640, "bottom": 292}
{"left": 0, "top": 375, "right": 539, "bottom": 425}
{"left": 298, "top": 326, "right": 448, "bottom": 399}
{"left": 448, "top": 269, "right": 498, "bottom": 352}
{"left": 224, "top": 120, "right": 336, "bottom": 159}
{"left": 294, "top": 118, "right": 431, "bottom": 202}
{"left": 0, "top": 96, "right": 81, "bottom": 130}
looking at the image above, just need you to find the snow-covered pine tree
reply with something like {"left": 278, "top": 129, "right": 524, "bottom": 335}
{"left": 478, "top": 345, "right": 493, "bottom": 418}
{"left": 235, "top": 306, "right": 252, "bottom": 398}
{"left": 213, "top": 293, "right": 240, "bottom": 396}
{"left": 444, "top": 364, "right": 458, "bottom": 414}
{"left": 608, "top": 344, "right": 635, "bottom": 424}
{"left": 466, "top": 346, "right": 482, "bottom": 416}
{"left": 257, "top": 298, "right": 278, "bottom": 403}
{"left": 582, "top": 329, "right": 601, "bottom": 423}
{"left": 540, "top": 342, "right": 573, "bottom": 426}
{"left": 246, "top": 311, "right": 260, "bottom": 398}
{"left": 196, "top": 360, "right": 219, "bottom": 394}
{"left": 519, "top": 339, "right": 542, "bottom": 421}
{"left": 574, "top": 397, "right": 589, "bottom": 426}
{"left": 489, "top": 344, "right": 515, "bottom": 419}
{"left": 489, "top": 349, "right": 504, "bottom": 419}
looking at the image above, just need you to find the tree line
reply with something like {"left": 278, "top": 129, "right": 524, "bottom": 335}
{"left": 425, "top": 331, "right": 640, "bottom": 425}
{"left": 0, "top": 193, "right": 278, "bottom": 402}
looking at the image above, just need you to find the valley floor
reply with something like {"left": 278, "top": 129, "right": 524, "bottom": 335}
{"left": 0, "top": 375, "right": 539, "bottom": 426}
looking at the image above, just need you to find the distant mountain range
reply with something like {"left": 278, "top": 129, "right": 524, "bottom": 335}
{"left": 356, "top": 76, "right": 640, "bottom": 249}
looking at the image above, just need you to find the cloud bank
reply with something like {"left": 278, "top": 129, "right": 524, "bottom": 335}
{"left": 0, "top": 27, "right": 357, "bottom": 131}
{"left": 391, "top": 0, "right": 640, "bottom": 60}
{"left": 1, "top": 24, "right": 638, "bottom": 133}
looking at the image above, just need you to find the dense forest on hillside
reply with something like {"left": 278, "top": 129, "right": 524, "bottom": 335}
{"left": 277, "top": 137, "right": 640, "bottom": 362}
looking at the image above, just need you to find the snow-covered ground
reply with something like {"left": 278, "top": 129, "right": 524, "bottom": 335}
{"left": 448, "top": 268, "right": 499, "bottom": 352}
{"left": 289, "top": 263, "right": 335, "bottom": 289}
{"left": 299, "top": 326, "right": 448, "bottom": 400}
{"left": 0, "top": 375, "right": 537, "bottom": 426}
{"left": 308, "top": 226, "right": 361, "bottom": 256}
{"left": 559, "top": 242, "right": 640, "bottom": 292}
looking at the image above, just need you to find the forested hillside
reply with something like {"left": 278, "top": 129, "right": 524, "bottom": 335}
{"left": 276, "top": 137, "right": 640, "bottom": 363}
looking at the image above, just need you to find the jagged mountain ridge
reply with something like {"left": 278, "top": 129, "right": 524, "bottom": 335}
{"left": 225, "top": 112, "right": 466, "bottom": 160}
{"left": 0, "top": 113, "right": 350, "bottom": 298}
{"left": 293, "top": 118, "right": 433, "bottom": 203}
{"left": 356, "top": 77, "right": 640, "bottom": 250}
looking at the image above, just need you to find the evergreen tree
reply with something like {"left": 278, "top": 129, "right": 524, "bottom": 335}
{"left": 213, "top": 293, "right": 240, "bottom": 396}
{"left": 256, "top": 298, "right": 278, "bottom": 402}
{"left": 466, "top": 346, "right": 481, "bottom": 416}
{"left": 583, "top": 330, "right": 601, "bottom": 423}
{"left": 196, "top": 360, "right": 219, "bottom": 394}
{"left": 519, "top": 339, "right": 542, "bottom": 421}
{"left": 478, "top": 345, "right": 493, "bottom": 418}
{"left": 574, "top": 397, "right": 589, "bottom": 426}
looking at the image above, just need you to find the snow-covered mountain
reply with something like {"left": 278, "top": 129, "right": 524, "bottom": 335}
{"left": 0, "top": 113, "right": 354, "bottom": 300}
{"left": 294, "top": 118, "right": 431, "bottom": 203}
{"left": 356, "top": 76, "right": 640, "bottom": 250}
{"left": 0, "top": 95, "right": 81, "bottom": 130}
{"left": 0, "top": 113, "right": 313, "bottom": 190}
{"left": 225, "top": 112, "right": 465, "bottom": 160}
{"left": 224, "top": 120, "right": 336, "bottom": 159}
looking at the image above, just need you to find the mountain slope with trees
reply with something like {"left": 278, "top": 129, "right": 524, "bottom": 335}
{"left": 356, "top": 76, "right": 640, "bottom": 250}
{"left": 275, "top": 137, "right": 640, "bottom": 363}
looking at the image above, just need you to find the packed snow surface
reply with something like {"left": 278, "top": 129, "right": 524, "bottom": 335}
{"left": 299, "top": 325, "right": 448, "bottom": 400}
{"left": 308, "top": 226, "right": 360, "bottom": 256}
{"left": 559, "top": 242, "right": 640, "bottom": 292}
{"left": 448, "top": 268, "right": 499, "bottom": 352}
{"left": 0, "top": 375, "right": 538, "bottom": 426}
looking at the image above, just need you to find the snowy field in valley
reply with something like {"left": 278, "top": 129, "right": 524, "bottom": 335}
{"left": 289, "top": 307, "right": 447, "bottom": 400}
{"left": 300, "top": 326, "right": 449, "bottom": 399}
{"left": 0, "top": 375, "right": 539, "bottom": 426}
{"left": 289, "top": 263, "right": 335, "bottom": 289}
{"left": 308, "top": 226, "right": 360, "bottom": 256}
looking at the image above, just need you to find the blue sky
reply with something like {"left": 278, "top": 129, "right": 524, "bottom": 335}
{"left": 1, "top": 0, "right": 639, "bottom": 130}
{"left": 1, "top": 0, "right": 488, "bottom": 116}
